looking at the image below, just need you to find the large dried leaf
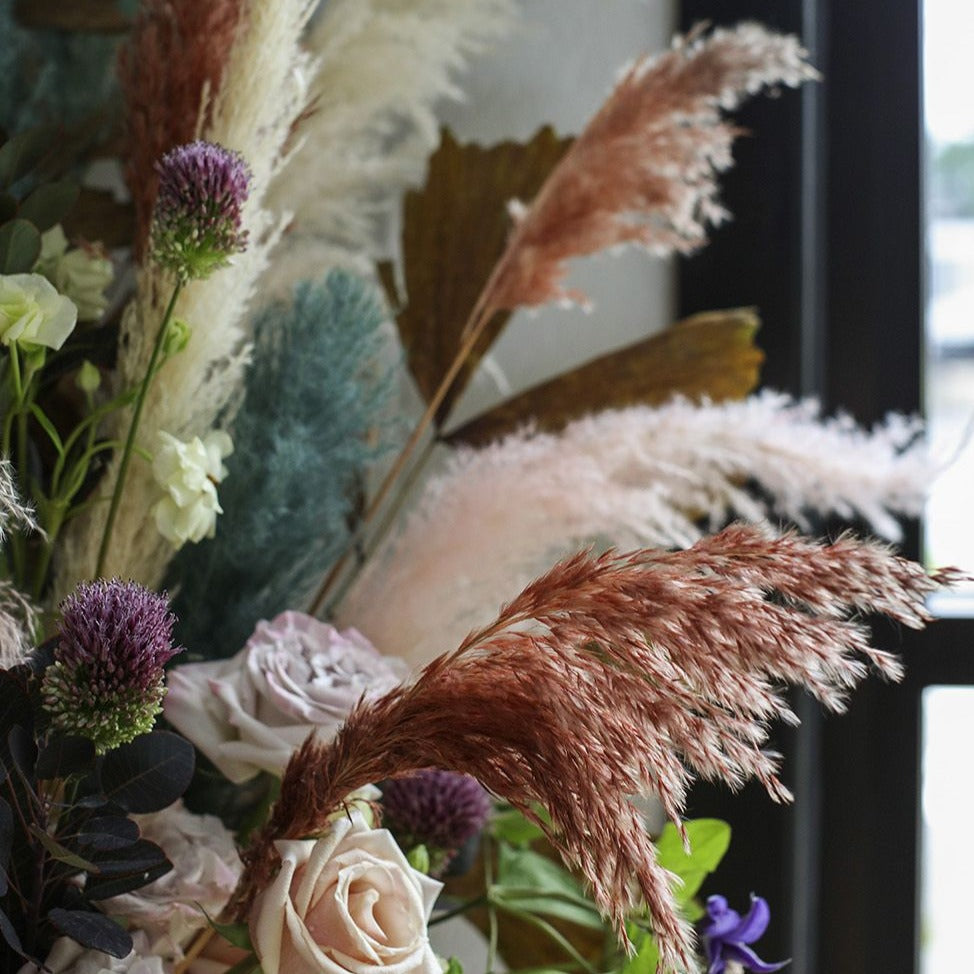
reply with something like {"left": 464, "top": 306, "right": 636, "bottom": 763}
{"left": 15, "top": 0, "right": 130, "bottom": 32}
{"left": 444, "top": 308, "right": 764, "bottom": 446}
{"left": 395, "top": 126, "right": 573, "bottom": 425}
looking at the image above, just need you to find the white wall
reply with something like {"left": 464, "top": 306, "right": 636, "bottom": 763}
{"left": 436, "top": 0, "right": 678, "bottom": 427}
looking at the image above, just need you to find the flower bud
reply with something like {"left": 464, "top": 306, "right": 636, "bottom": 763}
{"left": 162, "top": 317, "right": 192, "bottom": 358}
{"left": 76, "top": 359, "right": 101, "bottom": 393}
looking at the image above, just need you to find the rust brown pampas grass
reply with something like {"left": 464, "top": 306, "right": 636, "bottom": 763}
{"left": 119, "top": 0, "right": 246, "bottom": 253}
{"left": 236, "top": 525, "right": 955, "bottom": 972}
{"left": 482, "top": 22, "right": 818, "bottom": 314}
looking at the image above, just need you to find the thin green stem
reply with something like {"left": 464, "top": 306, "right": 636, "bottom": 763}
{"left": 484, "top": 835, "right": 499, "bottom": 974}
{"left": 95, "top": 281, "right": 182, "bottom": 577}
{"left": 428, "top": 895, "right": 488, "bottom": 927}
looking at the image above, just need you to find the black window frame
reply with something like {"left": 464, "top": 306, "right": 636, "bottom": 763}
{"left": 677, "top": 2, "right": 973, "bottom": 972}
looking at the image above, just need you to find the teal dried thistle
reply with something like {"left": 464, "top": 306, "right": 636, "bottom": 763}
{"left": 171, "top": 270, "right": 398, "bottom": 658}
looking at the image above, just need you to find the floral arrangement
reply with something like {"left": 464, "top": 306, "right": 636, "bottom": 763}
{"left": 0, "top": 5, "right": 956, "bottom": 974}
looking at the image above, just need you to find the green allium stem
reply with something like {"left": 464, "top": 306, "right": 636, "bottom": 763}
{"left": 95, "top": 281, "right": 182, "bottom": 578}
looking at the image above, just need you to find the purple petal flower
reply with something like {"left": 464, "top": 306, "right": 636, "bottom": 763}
{"left": 702, "top": 894, "right": 789, "bottom": 974}
{"left": 381, "top": 770, "right": 491, "bottom": 876}
{"left": 41, "top": 580, "right": 183, "bottom": 751}
{"left": 150, "top": 140, "right": 250, "bottom": 281}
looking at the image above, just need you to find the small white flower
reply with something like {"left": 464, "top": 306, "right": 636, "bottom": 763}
{"left": 36, "top": 225, "right": 114, "bottom": 322}
{"left": 0, "top": 272, "right": 77, "bottom": 350}
{"left": 151, "top": 430, "right": 233, "bottom": 549}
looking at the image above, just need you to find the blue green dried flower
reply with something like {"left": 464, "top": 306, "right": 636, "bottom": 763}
{"left": 150, "top": 141, "right": 250, "bottom": 281}
{"left": 42, "top": 579, "right": 182, "bottom": 752}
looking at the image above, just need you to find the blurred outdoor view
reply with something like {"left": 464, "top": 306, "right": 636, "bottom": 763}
{"left": 920, "top": 4, "right": 974, "bottom": 972}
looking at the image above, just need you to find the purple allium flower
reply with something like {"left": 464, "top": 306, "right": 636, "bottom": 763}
{"left": 41, "top": 579, "right": 183, "bottom": 752}
{"left": 381, "top": 770, "right": 491, "bottom": 876}
{"left": 150, "top": 140, "right": 250, "bottom": 281}
{"left": 701, "top": 895, "right": 789, "bottom": 974}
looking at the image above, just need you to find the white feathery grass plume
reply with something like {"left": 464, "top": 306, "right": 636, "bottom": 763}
{"left": 337, "top": 391, "right": 933, "bottom": 666}
{"left": 55, "top": 0, "right": 317, "bottom": 595}
{"left": 0, "top": 582, "right": 38, "bottom": 669}
{"left": 263, "top": 0, "right": 518, "bottom": 291}
{"left": 0, "top": 458, "right": 39, "bottom": 543}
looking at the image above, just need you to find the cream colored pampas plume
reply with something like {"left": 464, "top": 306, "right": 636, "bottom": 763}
{"left": 484, "top": 22, "right": 818, "bottom": 312}
{"left": 240, "top": 526, "right": 954, "bottom": 972}
{"left": 263, "top": 0, "right": 518, "bottom": 290}
{"left": 338, "top": 393, "right": 933, "bottom": 666}
{"left": 55, "top": 0, "right": 316, "bottom": 595}
{"left": 0, "top": 460, "right": 38, "bottom": 663}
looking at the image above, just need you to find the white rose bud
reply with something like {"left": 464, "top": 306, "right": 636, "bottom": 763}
{"left": 151, "top": 430, "right": 232, "bottom": 548}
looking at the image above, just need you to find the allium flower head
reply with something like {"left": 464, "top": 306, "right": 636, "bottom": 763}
{"left": 42, "top": 580, "right": 183, "bottom": 752}
{"left": 150, "top": 141, "right": 250, "bottom": 281}
{"left": 381, "top": 770, "right": 491, "bottom": 875}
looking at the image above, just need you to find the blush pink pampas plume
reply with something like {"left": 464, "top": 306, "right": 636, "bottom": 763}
{"left": 481, "top": 22, "right": 818, "bottom": 314}
{"left": 338, "top": 393, "right": 933, "bottom": 666}
{"left": 237, "top": 525, "right": 955, "bottom": 972}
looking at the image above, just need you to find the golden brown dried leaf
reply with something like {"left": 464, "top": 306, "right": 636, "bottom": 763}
{"left": 395, "top": 126, "right": 573, "bottom": 424}
{"left": 444, "top": 308, "right": 764, "bottom": 446}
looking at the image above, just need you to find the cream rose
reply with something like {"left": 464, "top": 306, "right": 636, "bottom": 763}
{"left": 164, "top": 611, "right": 408, "bottom": 782}
{"left": 250, "top": 811, "right": 443, "bottom": 974}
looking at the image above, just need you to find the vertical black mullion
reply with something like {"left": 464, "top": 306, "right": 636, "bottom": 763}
{"left": 677, "top": 1, "right": 812, "bottom": 966}
{"left": 818, "top": 2, "right": 923, "bottom": 972}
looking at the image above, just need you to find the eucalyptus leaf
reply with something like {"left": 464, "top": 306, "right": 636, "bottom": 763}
{"left": 99, "top": 731, "right": 195, "bottom": 813}
{"left": 0, "top": 218, "right": 42, "bottom": 273}
{"left": 0, "top": 904, "right": 26, "bottom": 959}
{"left": 0, "top": 126, "right": 57, "bottom": 189}
{"left": 17, "top": 180, "right": 79, "bottom": 232}
{"left": 84, "top": 856, "right": 172, "bottom": 900}
{"left": 49, "top": 908, "right": 132, "bottom": 958}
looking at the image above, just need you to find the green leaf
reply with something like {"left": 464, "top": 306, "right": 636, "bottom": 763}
{"left": 29, "top": 403, "right": 65, "bottom": 458}
{"left": 494, "top": 844, "right": 603, "bottom": 929}
{"left": 28, "top": 823, "right": 98, "bottom": 872}
{"left": 223, "top": 954, "right": 263, "bottom": 974}
{"left": 0, "top": 218, "right": 42, "bottom": 273}
{"left": 655, "top": 818, "right": 731, "bottom": 905}
{"left": 444, "top": 958, "right": 463, "bottom": 974}
{"left": 0, "top": 126, "right": 57, "bottom": 189}
{"left": 0, "top": 193, "right": 17, "bottom": 223}
{"left": 617, "top": 928, "right": 659, "bottom": 974}
{"left": 201, "top": 908, "right": 253, "bottom": 951}
{"left": 17, "top": 181, "right": 79, "bottom": 233}
{"left": 490, "top": 805, "right": 546, "bottom": 846}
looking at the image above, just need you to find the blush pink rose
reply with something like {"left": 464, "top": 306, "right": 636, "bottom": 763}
{"left": 250, "top": 811, "right": 443, "bottom": 974}
{"left": 164, "top": 611, "right": 407, "bottom": 782}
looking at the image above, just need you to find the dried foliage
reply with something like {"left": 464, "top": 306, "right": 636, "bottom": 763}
{"left": 445, "top": 308, "right": 763, "bottom": 445}
{"left": 480, "top": 23, "right": 817, "bottom": 314}
{"left": 118, "top": 0, "right": 245, "bottom": 253}
{"left": 394, "top": 127, "right": 573, "bottom": 422}
{"left": 239, "top": 525, "right": 955, "bottom": 971}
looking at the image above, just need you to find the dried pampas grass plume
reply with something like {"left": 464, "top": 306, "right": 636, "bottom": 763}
{"left": 339, "top": 393, "right": 933, "bottom": 666}
{"left": 237, "top": 525, "right": 955, "bottom": 972}
{"left": 119, "top": 0, "right": 246, "bottom": 253}
{"left": 484, "top": 22, "right": 818, "bottom": 313}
